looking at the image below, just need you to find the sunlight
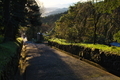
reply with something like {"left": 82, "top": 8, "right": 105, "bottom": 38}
{"left": 37, "top": 0, "right": 88, "bottom": 8}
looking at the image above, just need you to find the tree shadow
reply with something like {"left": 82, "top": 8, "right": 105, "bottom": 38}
{"left": 22, "top": 42, "right": 83, "bottom": 80}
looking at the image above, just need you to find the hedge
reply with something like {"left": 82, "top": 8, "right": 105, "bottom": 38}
{"left": 0, "top": 38, "right": 23, "bottom": 80}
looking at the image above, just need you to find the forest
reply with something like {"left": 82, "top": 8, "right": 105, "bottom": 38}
{"left": 41, "top": 12, "right": 67, "bottom": 35}
{"left": 43, "top": 0, "right": 120, "bottom": 45}
{"left": 0, "top": 0, "right": 42, "bottom": 42}
{"left": 0, "top": 0, "right": 120, "bottom": 79}
{"left": 1, "top": 0, "right": 120, "bottom": 44}
{"left": 45, "top": 0, "right": 120, "bottom": 76}
{"left": 0, "top": 0, "right": 42, "bottom": 79}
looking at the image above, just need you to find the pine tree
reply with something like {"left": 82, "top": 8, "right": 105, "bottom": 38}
{"left": 3, "top": 0, "right": 27, "bottom": 41}
{"left": 25, "top": 0, "right": 42, "bottom": 40}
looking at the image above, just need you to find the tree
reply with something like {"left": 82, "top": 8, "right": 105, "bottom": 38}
{"left": 0, "top": 0, "right": 42, "bottom": 42}
{"left": 25, "top": 0, "right": 42, "bottom": 41}
{"left": 113, "top": 31, "right": 120, "bottom": 43}
{"left": 3, "top": 0, "right": 11, "bottom": 41}
{"left": 0, "top": 0, "right": 4, "bottom": 35}
{"left": 41, "top": 12, "right": 67, "bottom": 33}
{"left": 3, "top": 0, "right": 27, "bottom": 41}
{"left": 92, "top": 5, "right": 101, "bottom": 44}
{"left": 51, "top": 1, "right": 120, "bottom": 44}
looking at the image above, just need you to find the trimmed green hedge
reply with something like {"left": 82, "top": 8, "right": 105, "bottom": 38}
{"left": 0, "top": 38, "right": 23, "bottom": 80}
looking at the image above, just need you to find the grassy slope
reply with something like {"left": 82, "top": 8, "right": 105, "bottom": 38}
{"left": 0, "top": 38, "right": 23, "bottom": 75}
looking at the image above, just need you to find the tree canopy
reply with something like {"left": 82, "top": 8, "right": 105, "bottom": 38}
{"left": 0, "top": 0, "right": 42, "bottom": 42}
{"left": 25, "top": 0, "right": 42, "bottom": 40}
{"left": 49, "top": 1, "right": 120, "bottom": 44}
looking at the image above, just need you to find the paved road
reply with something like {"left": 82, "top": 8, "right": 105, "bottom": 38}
{"left": 18, "top": 42, "right": 120, "bottom": 80}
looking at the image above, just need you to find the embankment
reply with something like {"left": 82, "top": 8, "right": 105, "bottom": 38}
{"left": 48, "top": 41, "right": 120, "bottom": 77}
{"left": 0, "top": 39, "right": 23, "bottom": 80}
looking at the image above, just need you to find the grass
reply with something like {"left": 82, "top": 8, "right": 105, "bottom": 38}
{"left": 17, "top": 37, "right": 23, "bottom": 43}
{"left": 49, "top": 38, "right": 71, "bottom": 45}
{"left": 77, "top": 43, "right": 120, "bottom": 54}
{"left": 49, "top": 38, "right": 120, "bottom": 55}
{"left": 0, "top": 37, "right": 23, "bottom": 75}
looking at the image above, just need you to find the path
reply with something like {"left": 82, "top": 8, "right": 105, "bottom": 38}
{"left": 18, "top": 42, "right": 120, "bottom": 80}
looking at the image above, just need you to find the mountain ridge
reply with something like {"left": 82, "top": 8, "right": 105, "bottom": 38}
{"left": 42, "top": 7, "right": 68, "bottom": 17}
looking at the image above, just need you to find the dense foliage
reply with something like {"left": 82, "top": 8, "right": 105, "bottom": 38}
{"left": 49, "top": 38, "right": 120, "bottom": 54}
{"left": 0, "top": 0, "right": 27, "bottom": 41}
{"left": 25, "top": 0, "right": 42, "bottom": 40}
{"left": 0, "top": 38, "right": 23, "bottom": 80}
{"left": 0, "top": 0, "right": 42, "bottom": 79}
{"left": 113, "top": 31, "right": 120, "bottom": 43}
{"left": 41, "top": 12, "right": 67, "bottom": 34}
{"left": 0, "top": 0, "right": 42, "bottom": 42}
{"left": 50, "top": 1, "right": 120, "bottom": 44}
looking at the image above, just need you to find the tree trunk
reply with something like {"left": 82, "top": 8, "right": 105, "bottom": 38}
{"left": 93, "top": 21, "right": 97, "bottom": 44}
{"left": 3, "top": 0, "right": 14, "bottom": 41}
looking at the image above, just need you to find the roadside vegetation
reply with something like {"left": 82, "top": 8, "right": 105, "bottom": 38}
{"left": 49, "top": 38, "right": 120, "bottom": 55}
{"left": 42, "top": 0, "right": 120, "bottom": 55}
{"left": 0, "top": 38, "right": 23, "bottom": 79}
{"left": 43, "top": 0, "right": 120, "bottom": 46}
{"left": 0, "top": 0, "right": 42, "bottom": 79}
{"left": 0, "top": 38, "right": 23, "bottom": 66}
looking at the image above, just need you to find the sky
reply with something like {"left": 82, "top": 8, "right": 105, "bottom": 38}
{"left": 36, "top": 0, "right": 88, "bottom": 8}
{"left": 35, "top": 0, "right": 88, "bottom": 16}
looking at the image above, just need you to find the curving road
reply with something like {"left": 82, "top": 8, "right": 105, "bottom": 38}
{"left": 18, "top": 42, "right": 120, "bottom": 80}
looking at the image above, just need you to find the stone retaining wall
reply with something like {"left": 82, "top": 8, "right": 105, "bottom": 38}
{"left": 48, "top": 41, "right": 120, "bottom": 76}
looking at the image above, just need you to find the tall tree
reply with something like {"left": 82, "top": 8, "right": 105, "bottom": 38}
{"left": 26, "top": 0, "right": 42, "bottom": 40}
{"left": 0, "top": 0, "right": 4, "bottom": 35}
{"left": 53, "top": 1, "right": 120, "bottom": 44}
{"left": 3, "top": 0, "right": 27, "bottom": 41}
{"left": 3, "top": 0, "right": 11, "bottom": 41}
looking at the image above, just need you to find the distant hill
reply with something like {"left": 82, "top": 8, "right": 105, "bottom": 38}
{"left": 42, "top": 8, "right": 68, "bottom": 16}
{"left": 41, "top": 12, "right": 67, "bottom": 33}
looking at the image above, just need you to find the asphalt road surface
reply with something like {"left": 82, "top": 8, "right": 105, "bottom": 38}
{"left": 17, "top": 42, "right": 120, "bottom": 80}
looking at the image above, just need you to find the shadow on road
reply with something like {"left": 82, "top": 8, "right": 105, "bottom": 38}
{"left": 15, "top": 41, "right": 120, "bottom": 80}
{"left": 22, "top": 42, "right": 83, "bottom": 80}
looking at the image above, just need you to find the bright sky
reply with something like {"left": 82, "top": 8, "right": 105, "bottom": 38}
{"left": 36, "top": 0, "right": 88, "bottom": 8}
